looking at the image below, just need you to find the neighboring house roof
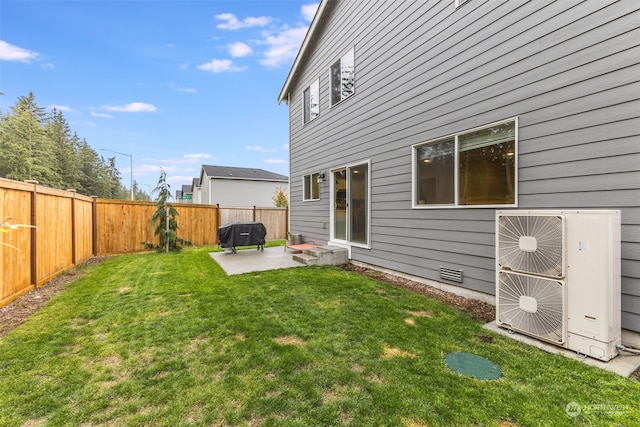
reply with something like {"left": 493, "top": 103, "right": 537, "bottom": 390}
{"left": 278, "top": 0, "right": 330, "bottom": 104}
{"left": 182, "top": 184, "right": 193, "bottom": 195}
{"left": 192, "top": 177, "right": 201, "bottom": 188}
{"left": 201, "top": 165, "right": 288, "bottom": 182}
{"left": 176, "top": 190, "right": 183, "bottom": 198}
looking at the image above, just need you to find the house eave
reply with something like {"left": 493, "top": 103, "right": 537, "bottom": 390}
{"left": 277, "top": 0, "right": 330, "bottom": 104}
{"left": 208, "top": 176, "right": 288, "bottom": 183}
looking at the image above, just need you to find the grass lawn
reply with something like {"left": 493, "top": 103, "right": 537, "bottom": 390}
{"left": 1, "top": 246, "right": 639, "bottom": 426}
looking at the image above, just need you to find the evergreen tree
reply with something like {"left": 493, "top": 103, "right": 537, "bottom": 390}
{"left": 0, "top": 92, "right": 126, "bottom": 199}
{"left": 143, "top": 168, "right": 191, "bottom": 252}
{"left": 75, "top": 141, "right": 122, "bottom": 198}
{"left": 0, "top": 101, "right": 31, "bottom": 181}
{"left": 2, "top": 93, "right": 60, "bottom": 186}
{"left": 47, "top": 108, "right": 80, "bottom": 190}
{"left": 103, "top": 156, "right": 122, "bottom": 198}
{"left": 133, "top": 181, "right": 151, "bottom": 201}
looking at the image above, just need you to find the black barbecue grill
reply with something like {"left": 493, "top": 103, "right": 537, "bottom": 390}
{"left": 217, "top": 222, "right": 267, "bottom": 254}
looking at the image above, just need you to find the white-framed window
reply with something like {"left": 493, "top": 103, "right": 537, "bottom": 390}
{"left": 303, "top": 172, "right": 320, "bottom": 201}
{"left": 455, "top": 0, "right": 470, "bottom": 8}
{"left": 303, "top": 78, "right": 320, "bottom": 124}
{"left": 413, "top": 118, "right": 517, "bottom": 208}
{"left": 330, "top": 47, "right": 355, "bottom": 107}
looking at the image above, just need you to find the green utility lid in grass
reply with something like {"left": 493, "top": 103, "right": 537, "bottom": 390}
{"left": 445, "top": 352, "right": 502, "bottom": 380}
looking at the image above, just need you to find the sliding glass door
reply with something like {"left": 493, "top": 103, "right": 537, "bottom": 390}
{"left": 332, "top": 162, "right": 369, "bottom": 245}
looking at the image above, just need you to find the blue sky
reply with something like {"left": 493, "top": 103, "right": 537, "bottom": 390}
{"left": 0, "top": 0, "right": 318, "bottom": 191}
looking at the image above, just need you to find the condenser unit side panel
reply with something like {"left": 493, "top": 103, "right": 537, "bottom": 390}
{"left": 566, "top": 334, "right": 620, "bottom": 362}
{"left": 565, "top": 212, "right": 621, "bottom": 345}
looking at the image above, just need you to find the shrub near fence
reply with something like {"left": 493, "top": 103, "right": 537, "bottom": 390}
{"left": 0, "top": 178, "right": 288, "bottom": 308}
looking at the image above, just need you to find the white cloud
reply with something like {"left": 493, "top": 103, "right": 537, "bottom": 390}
{"left": 283, "top": 144, "right": 289, "bottom": 150}
{"left": 301, "top": 3, "right": 320, "bottom": 22}
{"left": 169, "top": 83, "right": 197, "bottom": 93}
{"left": 259, "top": 26, "right": 308, "bottom": 68}
{"left": 264, "top": 159, "right": 287, "bottom": 164}
{"left": 228, "top": 42, "right": 253, "bottom": 58}
{"left": 216, "top": 13, "right": 272, "bottom": 30}
{"left": 141, "top": 154, "right": 213, "bottom": 166}
{"left": 41, "top": 63, "right": 55, "bottom": 69}
{"left": 0, "top": 40, "right": 40, "bottom": 62}
{"left": 245, "top": 145, "right": 276, "bottom": 153}
{"left": 245, "top": 16, "right": 272, "bottom": 27}
{"left": 103, "top": 102, "right": 157, "bottom": 112}
{"left": 138, "top": 164, "right": 180, "bottom": 174}
{"left": 183, "top": 153, "right": 212, "bottom": 160}
{"left": 166, "top": 43, "right": 175, "bottom": 48}
{"left": 49, "top": 105, "right": 74, "bottom": 113}
{"left": 91, "top": 110, "right": 114, "bottom": 118}
{"left": 197, "top": 59, "right": 245, "bottom": 73}
{"left": 167, "top": 175, "right": 195, "bottom": 188}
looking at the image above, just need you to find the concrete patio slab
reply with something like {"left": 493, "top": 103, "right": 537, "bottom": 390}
{"left": 484, "top": 321, "right": 640, "bottom": 377}
{"left": 209, "top": 246, "right": 306, "bottom": 275}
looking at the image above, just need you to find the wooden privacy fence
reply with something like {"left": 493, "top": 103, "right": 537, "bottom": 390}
{"left": 0, "top": 178, "right": 288, "bottom": 308}
{"left": 95, "top": 202, "right": 288, "bottom": 254}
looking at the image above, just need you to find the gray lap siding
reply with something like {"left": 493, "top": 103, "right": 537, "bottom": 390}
{"left": 286, "top": 0, "right": 640, "bottom": 331}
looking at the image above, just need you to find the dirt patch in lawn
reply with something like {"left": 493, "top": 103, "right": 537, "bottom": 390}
{"left": 382, "top": 344, "right": 416, "bottom": 359}
{"left": 274, "top": 336, "right": 306, "bottom": 346}
{"left": 407, "top": 310, "right": 434, "bottom": 318}
{"left": 0, "top": 256, "right": 110, "bottom": 339}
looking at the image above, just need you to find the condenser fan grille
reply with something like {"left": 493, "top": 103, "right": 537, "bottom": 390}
{"left": 497, "top": 271, "right": 565, "bottom": 344}
{"left": 498, "top": 214, "right": 565, "bottom": 277}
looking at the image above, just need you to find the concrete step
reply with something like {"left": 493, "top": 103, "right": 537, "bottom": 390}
{"left": 292, "top": 252, "right": 319, "bottom": 266}
{"left": 299, "top": 245, "right": 349, "bottom": 266}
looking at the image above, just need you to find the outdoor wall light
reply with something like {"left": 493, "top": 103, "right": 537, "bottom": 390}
{"left": 317, "top": 172, "right": 326, "bottom": 183}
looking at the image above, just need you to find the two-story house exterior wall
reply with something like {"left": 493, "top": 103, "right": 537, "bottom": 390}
{"left": 279, "top": 0, "right": 640, "bottom": 336}
{"left": 198, "top": 165, "right": 289, "bottom": 207}
{"left": 192, "top": 178, "right": 202, "bottom": 204}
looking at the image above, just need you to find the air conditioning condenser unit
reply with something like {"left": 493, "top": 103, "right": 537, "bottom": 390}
{"left": 495, "top": 210, "right": 621, "bottom": 361}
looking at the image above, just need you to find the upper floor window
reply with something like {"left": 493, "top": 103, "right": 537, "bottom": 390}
{"left": 303, "top": 78, "right": 320, "bottom": 124}
{"left": 303, "top": 172, "right": 320, "bottom": 201}
{"left": 330, "top": 47, "right": 355, "bottom": 106}
{"left": 413, "top": 119, "right": 517, "bottom": 208}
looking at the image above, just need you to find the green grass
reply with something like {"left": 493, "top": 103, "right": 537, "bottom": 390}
{"left": 0, "top": 246, "right": 638, "bottom": 426}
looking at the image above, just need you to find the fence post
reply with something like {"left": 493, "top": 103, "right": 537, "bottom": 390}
{"left": 91, "top": 196, "right": 98, "bottom": 256}
{"left": 68, "top": 189, "right": 77, "bottom": 265}
{"left": 253, "top": 205, "right": 257, "bottom": 222}
{"left": 25, "top": 180, "right": 38, "bottom": 287}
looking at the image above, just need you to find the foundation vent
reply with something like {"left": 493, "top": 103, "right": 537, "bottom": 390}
{"left": 440, "top": 266, "right": 463, "bottom": 283}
